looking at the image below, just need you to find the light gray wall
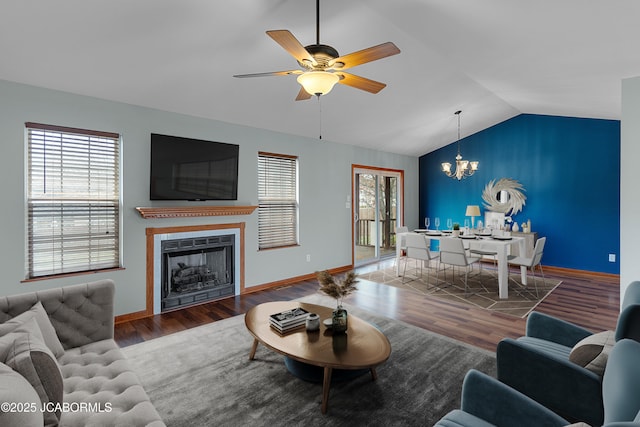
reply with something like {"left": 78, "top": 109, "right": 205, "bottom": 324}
{"left": 621, "top": 76, "right": 640, "bottom": 301}
{"left": 0, "top": 79, "right": 418, "bottom": 316}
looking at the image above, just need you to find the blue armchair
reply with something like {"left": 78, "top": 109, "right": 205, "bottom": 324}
{"left": 495, "top": 281, "right": 640, "bottom": 426}
{"left": 435, "top": 339, "right": 640, "bottom": 427}
{"left": 434, "top": 369, "right": 568, "bottom": 427}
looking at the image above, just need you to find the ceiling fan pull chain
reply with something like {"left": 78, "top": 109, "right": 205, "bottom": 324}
{"left": 318, "top": 95, "right": 323, "bottom": 140}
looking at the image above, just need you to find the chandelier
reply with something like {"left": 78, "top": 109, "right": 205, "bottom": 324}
{"left": 441, "top": 110, "right": 479, "bottom": 180}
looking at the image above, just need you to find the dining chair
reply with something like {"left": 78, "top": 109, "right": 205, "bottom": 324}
{"left": 402, "top": 232, "right": 439, "bottom": 287}
{"left": 394, "top": 226, "right": 409, "bottom": 268}
{"left": 507, "top": 236, "right": 546, "bottom": 298}
{"left": 438, "top": 237, "right": 482, "bottom": 296}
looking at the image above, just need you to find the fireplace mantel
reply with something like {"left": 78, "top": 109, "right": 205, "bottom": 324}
{"left": 136, "top": 205, "right": 257, "bottom": 219}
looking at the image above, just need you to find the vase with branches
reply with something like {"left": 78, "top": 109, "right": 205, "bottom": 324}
{"left": 316, "top": 270, "right": 358, "bottom": 333}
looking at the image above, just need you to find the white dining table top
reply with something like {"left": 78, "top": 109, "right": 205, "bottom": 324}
{"left": 411, "top": 229, "right": 524, "bottom": 244}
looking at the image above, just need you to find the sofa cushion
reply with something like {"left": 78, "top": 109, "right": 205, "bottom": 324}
{"left": 0, "top": 362, "right": 44, "bottom": 427}
{"left": 0, "top": 317, "right": 63, "bottom": 426}
{"left": 57, "top": 339, "right": 164, "bottom": 427}
{"left": 0, "top": 301, "right": 65, "bottom": 358}
{"left": 569, "top": 330, "right": 615, "bottom": 376}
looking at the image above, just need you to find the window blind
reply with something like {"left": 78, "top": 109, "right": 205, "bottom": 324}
{"left": 26, "top": 123, "right": 121, "bottom": 278}
{"left": 258, "top": 152, "right": 298, "bottom": 250}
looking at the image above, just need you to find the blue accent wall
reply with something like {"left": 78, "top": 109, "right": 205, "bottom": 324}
{"left": 419, "top": 114, "right": 620, "bottom": 274}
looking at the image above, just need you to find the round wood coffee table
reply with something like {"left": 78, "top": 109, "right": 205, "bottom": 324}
{"left": 245, "top": 301, "right": 391, "bottom": 414}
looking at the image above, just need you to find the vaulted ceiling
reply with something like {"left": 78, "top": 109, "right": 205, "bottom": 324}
{"left": 1, "top": 1, "right": 638, "bottom": 156}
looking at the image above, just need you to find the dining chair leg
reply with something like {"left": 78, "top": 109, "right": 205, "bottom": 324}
{"left": 479, "top": 256, "right": 498, "bottom": 277}
{"left": 436, "top": 263, "right": 447, "bottom": 289}
{"left": 529, "top": 266, "right": 540, "bottom": 299}
{"left": 511, "top": 266, "right": 540, "bottom": 300}
{"left": 402, "top": 258, "right": 422, "bottom": 283}
{"left": 402, "top": 256, "right": 409, "bottom": 284}
{"left": 463, "top": 265, "right": 485, "bottom": 297}
{"left": 472, "top": 261, "right": 490, "bottom": 293}
{"left": 464, "top": 268, "right": 470, "bottom": 297}
{"left": 436, "top": 262, "right": 452, "bottom": 291}
{"left": 402, "top": 257, "right": 434, "bottom": 286}
{"left": 425, "top": 260, "right": 431, "bottom": 289}
{"left": 533, "top": 263, "right": 544, "bottom": 298}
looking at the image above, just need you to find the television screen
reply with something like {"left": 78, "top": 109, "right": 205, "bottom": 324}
{"left": 150, "top": 133, "right": 239, "bottom": 200}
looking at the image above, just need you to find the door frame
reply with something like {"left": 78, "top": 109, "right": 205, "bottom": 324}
{"left": 351, "top": 164, "right": 405, "bottom": 266}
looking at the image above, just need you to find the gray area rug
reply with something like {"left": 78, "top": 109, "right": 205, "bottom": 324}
{"left": 122, "top": 295, "right": 496, "bottom": 426}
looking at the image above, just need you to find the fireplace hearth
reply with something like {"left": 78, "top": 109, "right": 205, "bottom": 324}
{"left": 161, "top": 234, "right": 235, "bottom": 311}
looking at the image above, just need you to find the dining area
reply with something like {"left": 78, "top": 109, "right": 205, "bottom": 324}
{"left": 394, "top": 225, "right": 545, "bottom": 301}
{"left": 397, "top": 176, "right": 550, "bottom": 303}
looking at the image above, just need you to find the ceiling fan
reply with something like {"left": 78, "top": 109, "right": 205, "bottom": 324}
{"left": 233, "top": 0, "right": 400, "bottom": 101}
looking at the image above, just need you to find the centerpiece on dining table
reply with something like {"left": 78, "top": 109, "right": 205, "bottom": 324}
{"left": 316, "top": 270, "right": 358, "bottom": 334}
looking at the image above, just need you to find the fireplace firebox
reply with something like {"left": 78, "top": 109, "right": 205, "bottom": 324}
{"left": 160, "top": 234, "right": 235, "bottom": 311}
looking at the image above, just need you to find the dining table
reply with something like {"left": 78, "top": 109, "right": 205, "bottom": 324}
{"left": 395, "top": 230, "right": 528, "bottom": 299}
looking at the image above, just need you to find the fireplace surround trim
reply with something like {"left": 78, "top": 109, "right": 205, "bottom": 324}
{"left": 145, "top": 223, "right": 245, "bottom": 316}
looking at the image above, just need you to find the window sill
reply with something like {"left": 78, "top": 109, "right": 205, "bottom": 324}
{"left": 21, "top": 267, "right": 125, "bottom": 283}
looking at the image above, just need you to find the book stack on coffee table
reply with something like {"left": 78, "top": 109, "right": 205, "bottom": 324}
{"left": 269, "top": 307, "right": 310, "bottom": 333}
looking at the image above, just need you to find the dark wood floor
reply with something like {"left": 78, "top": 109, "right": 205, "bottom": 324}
{"left": 114, "top": 259, "right": 621, "bottom": 352}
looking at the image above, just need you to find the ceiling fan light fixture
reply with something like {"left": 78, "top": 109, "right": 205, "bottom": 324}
{"left": 297, "top": 71, "right": 339, "bottom": 96}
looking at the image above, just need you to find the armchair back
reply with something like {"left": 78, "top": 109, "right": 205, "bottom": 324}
{"left": 616, "top": 281, "right": 640, "bottom": 342}
{"left": 602, "top": 339, "right": 640, "bottom": 424}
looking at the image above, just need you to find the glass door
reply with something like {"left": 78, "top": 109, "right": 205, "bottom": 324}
{"left": 353, "top": 166, "right": 403, "bottom": 266}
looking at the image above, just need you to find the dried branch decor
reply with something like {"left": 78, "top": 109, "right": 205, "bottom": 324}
{"left": 316, "top": 270, "right": 358, "bottom": 308}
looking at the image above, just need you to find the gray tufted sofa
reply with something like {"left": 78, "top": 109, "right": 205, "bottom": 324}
{"left": 0, "top": 279, "right": 165, "bottom": 427}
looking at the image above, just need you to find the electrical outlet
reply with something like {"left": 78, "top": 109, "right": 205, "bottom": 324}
{"left": 306, "top": 254, "right": 311, "bottom": 262}
{"left": 609, "top": 253, "right": 616, "bottom": 262}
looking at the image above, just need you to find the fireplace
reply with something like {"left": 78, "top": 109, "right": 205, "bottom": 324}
{"left": 160, "top": 234, "right": 235, "bottom": 311}
{"left": 147, "top": 224, "right": 244, "bottom": 315}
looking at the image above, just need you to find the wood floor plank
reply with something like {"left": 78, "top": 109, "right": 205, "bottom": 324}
{"left": 114, "top": 260, "right": 620, "bottom": 353}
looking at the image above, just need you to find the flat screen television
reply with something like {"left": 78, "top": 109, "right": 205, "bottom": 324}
{"left": 150, "top": 133, "right": 239, "bottom": 201}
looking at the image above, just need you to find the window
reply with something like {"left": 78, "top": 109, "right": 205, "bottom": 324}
{"left": 26, "top": 122, "right": 121, "bottom": 279}
{"left": 257, "top": 152, "right": 298, "bottom": 250}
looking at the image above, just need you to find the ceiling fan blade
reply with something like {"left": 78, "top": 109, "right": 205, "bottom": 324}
{"left": 266, "top": 30, "right": 317, "bottom": 66}
{"left": 233, "top": 70, "right": 302, "bottom": 78}
{"left": 336, "top": 72, "right": 387, "bottom": 94}
{"left": 329, "top": 42, "right": 400, "bottom": 70}
{"left": 295, "top": 86, "right": 313, "bottom": 101}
